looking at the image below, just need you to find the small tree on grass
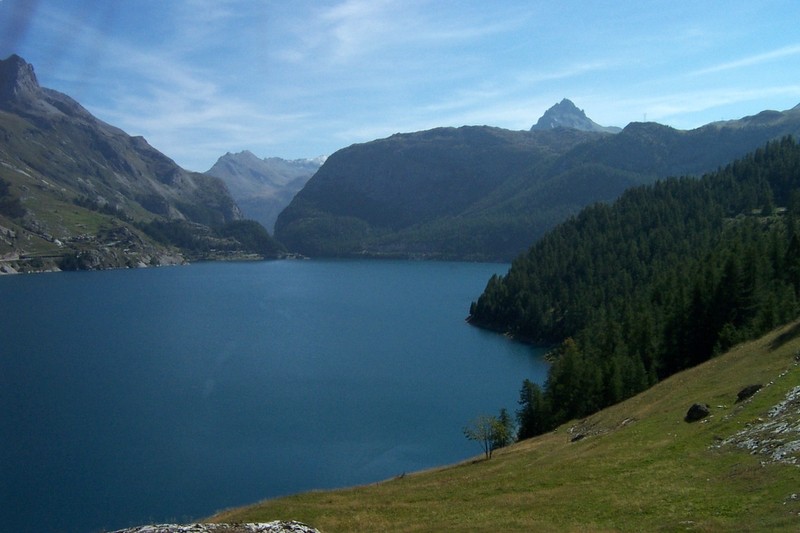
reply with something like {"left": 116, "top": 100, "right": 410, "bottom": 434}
{"left": 463, "top": 409, "right": 515, "bottom": 459}
{"left": 463, "top": 415, "right": 496, "bottom": 459}
{"left": 492, "top": 408, "right": 515, "bottom": 450}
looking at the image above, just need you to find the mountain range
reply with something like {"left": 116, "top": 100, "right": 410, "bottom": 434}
{"left": 0, "top": 54, "right": 282, "bottom": 272}
{"left": 5, "top": 52, "right": 800, "bottom": 267}
{"left": 205, "top": 151, "right": 324, "bottom": 232}
{"left": 276, "top": 99, "right": 800, "bottom": 261}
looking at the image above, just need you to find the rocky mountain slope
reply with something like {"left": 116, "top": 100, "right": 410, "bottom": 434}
{"left": 205, "top": 151, "right": 323, "bottom": 232}
{"left": 0, "top": 54, "right": 282, "bottom": 272}
{"left": 276, "top": 100, "right": 800, "bottom": 261}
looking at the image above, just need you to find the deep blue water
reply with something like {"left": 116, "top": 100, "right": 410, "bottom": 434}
{"left": 0, "top": 260, "right": 547, "bottom": 532}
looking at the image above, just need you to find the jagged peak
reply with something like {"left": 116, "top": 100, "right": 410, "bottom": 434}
{"left": 0, "top": 53, "right": 103, "bottom": 126}
{"left": 531, "top": 98, "right": 621, "bottom": 134}
{"left": 554, "top": 98, "right": 581, "bottom": 112}
{"left": 0, "top": 53, "right": 41, "bottom": 103}
{"left": 214, "top": 151, "right": 327, "bottom": 169}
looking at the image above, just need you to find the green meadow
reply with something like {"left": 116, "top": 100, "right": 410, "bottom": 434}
{"left": 210, "top": 321, "right": 800, "bottom": 532}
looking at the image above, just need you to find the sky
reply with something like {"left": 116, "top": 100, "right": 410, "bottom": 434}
{"left": 1, "top": 0, "right": 800, "bottom": 172}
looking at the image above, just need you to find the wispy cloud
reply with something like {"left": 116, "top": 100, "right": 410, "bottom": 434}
{"left": 513, "top": 60, "right": 620, "bottom": 88}
{"left": 272, "top": 0, "right": 412, "bottom": 66}
{"left": 0, "top": 0, "right": 42, "bottom": 57}
{"left": 8, "top": 0, "right": 800, "bottom": 169}
{"left": 692, "top": 44, "right": 800, "bottom": 76}
{"left": 277, "top": 0, "right": 526, "bottom": 67}
{"left": 20, "top": 3, "right": 288, "bottom": 169}
{"left": 601, "top": 85, "right": 800, "bottom": 128}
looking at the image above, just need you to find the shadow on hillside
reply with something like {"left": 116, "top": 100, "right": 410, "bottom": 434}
{"left": 770, "top": 322, "right": 800, "bottom": 350}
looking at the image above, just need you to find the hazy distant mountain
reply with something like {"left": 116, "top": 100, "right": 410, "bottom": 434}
{"left": 0, "top": 54, "right": 282, "bottom": 272}
{"left": 206, "top": 151, "right": 324, "bottom": 231}
{"left": 276, "top": 101, "right": 800, "bottom": 261}
{"left": 531, "top": 98, "right": 621, "bottom": 134}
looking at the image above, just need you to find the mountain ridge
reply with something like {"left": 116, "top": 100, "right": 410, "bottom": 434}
{"left": 0, "top": 54, "right": 283, "bottom": 272}
{"left": 276, "top": 100, "right": 800, "bottom": 261}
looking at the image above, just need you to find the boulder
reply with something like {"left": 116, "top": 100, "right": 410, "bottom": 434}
{"left": 736, "top": 384, "right": 763, "bottom": 403}
{"left": 684, "top": 403, "right": 710, "bottom": 422}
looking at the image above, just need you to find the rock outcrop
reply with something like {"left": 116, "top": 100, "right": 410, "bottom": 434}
{"left": 110, "top": 521, "right": 319, "bottom": 533}
{"left": 717, "top": 384, "right": 800, "bottom": 465}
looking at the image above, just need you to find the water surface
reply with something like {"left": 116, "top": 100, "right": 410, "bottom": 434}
{"left": 0, "top": 260, "right": 547, "bottom": 532}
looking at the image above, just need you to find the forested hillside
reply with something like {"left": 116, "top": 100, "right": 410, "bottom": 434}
{"left": 469, "top": 136, "right": 800, "bottom": 438}
{"left": 276, "top": 102, "right": 800, "bottom": 261}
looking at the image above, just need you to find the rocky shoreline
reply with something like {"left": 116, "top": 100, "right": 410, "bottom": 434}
{"left": 109, "top": 521, "right": 319, "bottom": 533}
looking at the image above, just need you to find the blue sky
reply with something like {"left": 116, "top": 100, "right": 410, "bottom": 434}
{"left": 2, "top": 0, "right": 799, "bottom": 172}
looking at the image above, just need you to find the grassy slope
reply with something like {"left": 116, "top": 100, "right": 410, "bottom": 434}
{"left": 209, "top": 322, "right": 800, "bottom": 532}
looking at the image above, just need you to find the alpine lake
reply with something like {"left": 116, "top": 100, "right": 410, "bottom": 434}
{"left": 0, "top": 259, "right": 548, "bottom": 532}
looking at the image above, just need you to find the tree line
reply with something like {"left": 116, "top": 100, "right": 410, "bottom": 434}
{"left": 469, "top": 136, "right": 800, "bottom": 440}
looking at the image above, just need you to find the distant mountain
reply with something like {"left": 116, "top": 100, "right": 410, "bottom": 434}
{"left": 0, "top": 54, "right": 282, "bottom": 272}
{"left": 275, "top": 101, "right": 800, "bottom": 261}
{"left": 531, "top": 98, "right": 621, "bottom": 133}
{"left": 205, "top": 151, "right": 324, "bottom": 232}
{"left": 275, "top": 126, "right": 606, "bottom": 260}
